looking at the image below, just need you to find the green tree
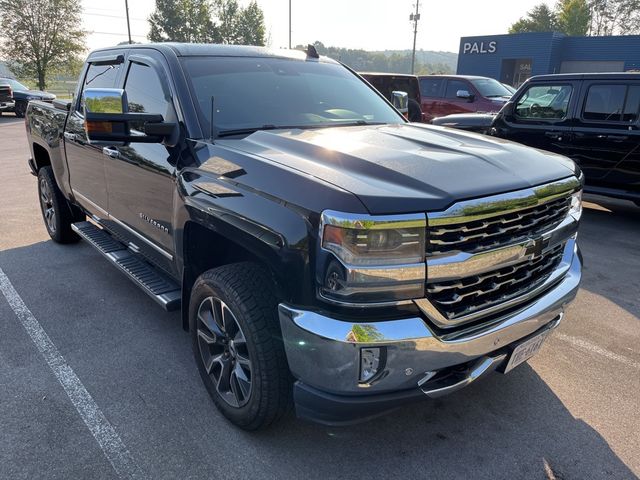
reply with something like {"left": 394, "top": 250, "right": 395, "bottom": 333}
{"left": 215, "top": 0, "right": 242, "bottom": 44}
{"left": 148, "top": 0, "right": 221, "bottom": 43}
{"left": 588, "top": 0, "right": 640, "bottom": 35}
{"left": 557, "top": 0, "right": 591, "bottom": 35}
{"left": 509, "top": 3, "right": 558, "bottom": 33}
{"left": 0, "top": 0, "right": 85, "bottom": 90}
{"left": 237, "top": 1, "right": 266, "bottom": 46}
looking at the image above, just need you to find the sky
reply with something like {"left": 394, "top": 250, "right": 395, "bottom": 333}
{"left": 83, "top": 0, "right": 556, "bottom": 53}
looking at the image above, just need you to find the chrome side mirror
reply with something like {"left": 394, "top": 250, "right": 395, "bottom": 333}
{"left": 84, "top": 88, "right": 127, "bottom": 114}
{"left": 456, "top": 90, "right": 474, "bottom": 101}
{"left": 391, "top": 90, "right": 409, "bottom": 116}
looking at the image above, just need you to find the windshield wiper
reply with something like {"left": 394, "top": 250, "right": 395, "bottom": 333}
{"left": 216, "top": 125, "right": 280, "bottom": 137}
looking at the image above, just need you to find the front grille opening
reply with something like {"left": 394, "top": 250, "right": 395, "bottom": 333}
{"left": 429, "top": 196, "right": 570, "bottom": 256}
{"left": 427, "top": 243, "right": 565, "bottom": 321}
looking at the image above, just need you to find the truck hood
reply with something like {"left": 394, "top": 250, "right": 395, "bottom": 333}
{"left": 220, "top": 123, "right": 579, "bottom": 214}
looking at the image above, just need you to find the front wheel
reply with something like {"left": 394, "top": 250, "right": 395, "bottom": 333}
{"left": 37, "top": 166, "right": 83, "bottom": 243}
{"left": 190, "top": 262, "right": 291, "bottom": 430}
{"left": 14, "top": 100, "right": 27, "bottom": 118}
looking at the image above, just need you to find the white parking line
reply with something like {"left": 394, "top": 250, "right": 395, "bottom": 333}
{"left": 0, "top": 267, "right": 143, "bottom": 480}
{"left": 554, "top": 332, "right": 640, "bottom": 370}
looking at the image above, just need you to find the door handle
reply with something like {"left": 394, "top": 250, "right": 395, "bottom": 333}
{"left": 544, "top": 131, "right": 563, "bottom": 140}
{"left": 102, "top": 146, "right": 120, "bottom": 159}
{"left": 63, "top": 132, "right": 76, "bottom": 141}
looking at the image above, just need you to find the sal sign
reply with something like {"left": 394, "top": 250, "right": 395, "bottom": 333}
{"left": 463, "top": 41, "right": 497, "bottom": 54}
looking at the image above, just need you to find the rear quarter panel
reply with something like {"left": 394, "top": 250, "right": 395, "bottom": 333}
{"left": 26, "top": 101, "right": 72, "bottom": 196}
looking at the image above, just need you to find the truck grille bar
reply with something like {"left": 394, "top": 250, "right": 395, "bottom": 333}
{"left": 417, "top": 177, "right": 581, "bottom": 329}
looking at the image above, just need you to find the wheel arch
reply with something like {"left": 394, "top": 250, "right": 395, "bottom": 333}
{"left": 179, "top": 219, "right": 291, "bottom": 331}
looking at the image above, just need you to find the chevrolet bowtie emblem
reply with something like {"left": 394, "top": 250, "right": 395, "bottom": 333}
{"left": 525, "top": 237, "right": 546, "bottom": 257}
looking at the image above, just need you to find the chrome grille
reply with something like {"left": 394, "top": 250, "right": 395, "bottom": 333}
{"left": 427, "top": 243, "right": 565, "bottom": 321}
{"left": 428, "top": 195, "right": 571, "bottom": 255}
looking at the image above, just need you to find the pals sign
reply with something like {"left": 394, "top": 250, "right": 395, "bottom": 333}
{"left": 463, "top": 41, "right": 497, "bottom": 54}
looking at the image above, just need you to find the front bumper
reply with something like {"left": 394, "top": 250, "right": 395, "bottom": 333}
{"left": 0, "top": 101, "right": 15, "bottom": 111}
{"left": 278, "top": 244, "right": 582, "bottom": 425}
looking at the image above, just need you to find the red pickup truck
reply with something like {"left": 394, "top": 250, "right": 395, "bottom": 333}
{"left": 419, "top": 75, "right": 513, "bottom": 122}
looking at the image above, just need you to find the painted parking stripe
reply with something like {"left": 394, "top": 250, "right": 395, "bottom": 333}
{"left": 554, "top": 332, "right": 640, "bottom": 370}
{"left": 0, "top": 267, "right": 143, "bottom": 480}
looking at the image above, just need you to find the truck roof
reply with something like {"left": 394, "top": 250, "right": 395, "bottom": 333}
{"left": 88, "top": 43, "right": 338, "bottom": 63}
{"left": 529, "top": 72, "right": 640, "bottom": 81}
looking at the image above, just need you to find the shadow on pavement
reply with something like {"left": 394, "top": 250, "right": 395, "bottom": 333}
{"left": 0, "top": 240, "right": 637, "bottom": 480}
{"left": 0, "top": 114, "right": 23, "bottom": 126}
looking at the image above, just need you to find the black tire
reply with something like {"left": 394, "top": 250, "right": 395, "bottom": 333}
{"left": 14, "top": 100, "right": 27, "bottom": 118}
{"left": 37, "top": 166, "right": 84, "bottom": 243}
{"left": 190, "top": 262, "right": 291, "bottom": 430}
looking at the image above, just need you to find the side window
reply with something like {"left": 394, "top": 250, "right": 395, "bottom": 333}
{"left": 445, "top": 80, "right": 471, "bottom": 99}
{"left": 78, "top": 63, "right": 121, "bottom": 113}
{"left": 515, "top": 84, "right": 572, "bottom": 120}
{"left": 583, "top": 84, "right": 626, "bottom": 122}
{"left": 419, "top": 78, "right": 443, "bottom": 98}
{"left": 124, "top": 62, "right": 170, "bottom": 132}
{"left": 623, "top": 86, "right": 640, "bottom": 123}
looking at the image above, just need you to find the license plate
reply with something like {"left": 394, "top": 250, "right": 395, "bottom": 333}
{"left": 504, "top": 330, "right": 551, "bottom": 373}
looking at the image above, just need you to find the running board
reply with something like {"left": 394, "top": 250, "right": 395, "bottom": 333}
{"left": 71, "top": 221, "right": 181, "bottom": 311}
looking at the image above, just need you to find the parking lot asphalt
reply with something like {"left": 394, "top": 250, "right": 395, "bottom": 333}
{"left": 1, "top": 114, "right": 639, "bottom": 480}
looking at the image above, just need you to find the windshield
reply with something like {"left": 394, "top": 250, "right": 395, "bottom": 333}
{"left": 1, "top": 78, "right": 29, "bottom": 91}
{"left": 471, "top": 78, "right": 512, "bottom": 98}
{"left": 181, "top": 57, "right": 404, "bottom": 135}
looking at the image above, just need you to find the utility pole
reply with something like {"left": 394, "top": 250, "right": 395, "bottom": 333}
{"left": 289, "top": 0, "right": 292, "bottom": 49}
{"left": 125, "top": 0, "right": 132, "bottom": 45}
{"left": 410, "top": 0, "right": 421, "bottom": 74}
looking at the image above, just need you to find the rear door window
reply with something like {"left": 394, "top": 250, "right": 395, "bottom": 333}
{"left": 582, "top": 84, "right": 640, "bottom": 123}
{"left": 515, "top": 84, "right": 573, "bottom": 120}
{"left": 420, "top": 78, "right": 443, "bottom": 98}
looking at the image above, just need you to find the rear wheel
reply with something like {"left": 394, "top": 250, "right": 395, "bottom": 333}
{"left": 14, "top": 100, "right": 27, "bottom": 118}
{"left": 38, "top": 166, "right": 83, "bottom": 243}
{"left": 190, "top": 262, "right": 291, "bottom": 430}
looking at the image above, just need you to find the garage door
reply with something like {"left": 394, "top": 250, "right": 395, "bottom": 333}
{"left": 560, "top": 61, "right": 624, "bottom": 73}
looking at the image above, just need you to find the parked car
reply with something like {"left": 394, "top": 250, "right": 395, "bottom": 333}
{"left": 0, "top": 82, "right": 14, "bottom": 115}
{"left": 418, "top": 75, "right": 512, "bottom": 122}
{"left": 503, "top": 83, "right": 517, "bottom": 95}
{"left": 432, "top": 73, "right": 640, "bottom": 206}
{"left": 25, "top": 44, "right": 583, "bottom": 429}
{"left": 0, "top": 77, "right": 56, "bottom": 117}
{"left": 359, "top": 72, "right": 423, "bottom": 122}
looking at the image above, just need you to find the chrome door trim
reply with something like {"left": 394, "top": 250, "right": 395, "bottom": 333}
{"left": 74, "top": 191, "right": 108, "bottom": 218}
{"left": 109, "top": 215, "right": 174, "bottom": 261}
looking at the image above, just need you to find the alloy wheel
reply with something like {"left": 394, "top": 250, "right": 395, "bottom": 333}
{"left": 196, "top": 296, "right": 253, "bottom": 408}
{"left": 39, "top": 177, "right": 56, "bottom": 234}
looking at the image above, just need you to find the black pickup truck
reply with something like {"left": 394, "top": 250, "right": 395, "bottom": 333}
{"left": 432, "top": 73, "right": 640, "bottom": 205}
{"left": 25, "top": 43, "right": 583, "bottom": 430}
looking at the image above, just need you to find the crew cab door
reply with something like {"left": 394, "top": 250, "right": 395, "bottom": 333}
{"left": 440, "top": 78, "right": 476, "bottom": 116}
{"left": 103, "top": 53, "right": 179, "bottom": 270}
{"left": 419, "top": 77, "right": 444, "bottom": 122}
{"left": 569, "top": 82, "right": 640, "bottom": 185}
{"left": 494, "top": 81, "right": 578, "bottom": 158}
{"left": 65, "top": 57, "right": 124, "bottom": 216}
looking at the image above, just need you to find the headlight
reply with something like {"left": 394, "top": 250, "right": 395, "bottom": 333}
{"left": 569, "top": 190, "right": 582, "bottom": 221}
{"left": 26, "top": 96, "right": 41, "bottom": 101}
{"left": 319, "top": 210, "right": 426, "bottom": 305}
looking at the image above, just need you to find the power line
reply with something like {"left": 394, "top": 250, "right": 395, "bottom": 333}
{"left": 83, "top": 12, "right": 146, "bottom": 22}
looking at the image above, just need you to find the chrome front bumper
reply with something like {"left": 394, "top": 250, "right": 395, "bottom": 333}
{"left": 0, "top": 101, "right": 15, "bottom": 111}
{"left": 279, "top": 243, "right": 581, "bottom": 407}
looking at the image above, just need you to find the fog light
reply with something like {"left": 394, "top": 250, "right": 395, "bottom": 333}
{"left": 360, "top": 347, "right": 381, "bottom": 383}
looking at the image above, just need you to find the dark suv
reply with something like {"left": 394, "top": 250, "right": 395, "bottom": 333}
{"left": 496, "top": 74, "right": 639, "bottom": 203}
{"left": 359, "top": 72, "right": 423, "bottom": 122}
